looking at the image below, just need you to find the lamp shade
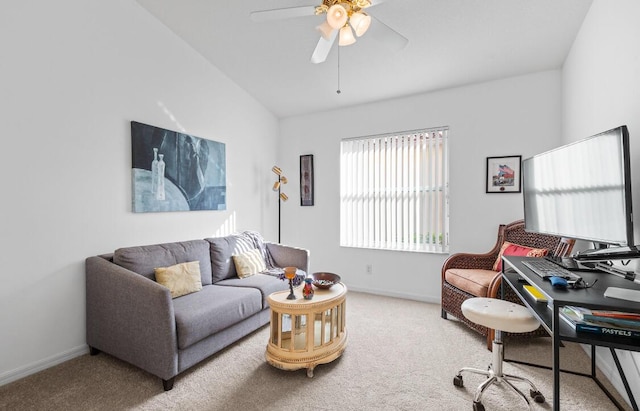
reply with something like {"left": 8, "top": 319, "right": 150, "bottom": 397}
{"left": 326, "top": 4, "right": 348, "bottom": 29}
{"left": 339, "top": 25, "right": 356, "bottom": 46}
{"left": 316, "top": 20, "right": 334, "bottom": 40}
{"left": 350, "top": 12, "right": 371, "bottom": 37}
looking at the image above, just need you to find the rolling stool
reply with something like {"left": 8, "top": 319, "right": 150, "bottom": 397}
{"left": 453, "top": 297, "right": 545, "bottom": 411}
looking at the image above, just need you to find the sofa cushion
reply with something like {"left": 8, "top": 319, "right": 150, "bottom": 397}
{"left": 233, "top": 248, "right": 267, "bottom": 278}
{"left": 444, "top": 268, "right": 499, "bottom": 297}
{"left": 154, "top": 261, "right": 203, "bottom": 298}
{"left": 206, "top": 234, "right": 257, "bottom": 282}
{"left": 113, "top": 239, "right": 213, "bottom": 285}
{"left": 492, "top": 241, "right": 549, "bottom": 272}
{"left": 172, "top": 285, "right": 263, "bottom": 349}
{"left": 216, "top": 274, "right": 289, "bottom": 309}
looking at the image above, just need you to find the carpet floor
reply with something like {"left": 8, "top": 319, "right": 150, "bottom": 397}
{"left": 0, "top": 291, "right": 631, "bottom": 410}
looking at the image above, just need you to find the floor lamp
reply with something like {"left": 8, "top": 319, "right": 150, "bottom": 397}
{"left": 272, "top": 166, "right": 288, "bottom": 243}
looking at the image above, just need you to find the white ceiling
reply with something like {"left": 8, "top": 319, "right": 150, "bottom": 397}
{"left": 135, "top": 0, "right": 593, "bottom": 119}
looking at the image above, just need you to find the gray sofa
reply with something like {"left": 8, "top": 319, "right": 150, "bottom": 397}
{"left": 85, "top": 232, "right": 309, "bottom": 390}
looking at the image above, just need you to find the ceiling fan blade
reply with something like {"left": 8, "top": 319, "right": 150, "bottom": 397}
{"left": 250, "top": 5, "right": 316, "bottom": 22}
{"left": 310, "top": 31, "right": 337, "bottom": 64}
{"left": 369, "top": 15, "right": 408, "bottom": 52}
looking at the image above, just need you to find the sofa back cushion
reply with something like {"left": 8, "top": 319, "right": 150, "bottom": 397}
{"left": 206, "top": 234, "right": 257, "bottom": 283}
{"left": 113, "top": 239, "right": 213, "bottom": 285}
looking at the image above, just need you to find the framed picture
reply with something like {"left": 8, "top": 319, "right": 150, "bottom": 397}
{"left": 486, "top": 155, "right": 522, "bottom": 193}
{"left": 300, "top": 154, "right": 314, "bottom": 206}
{"left": 131, "top": 121, "right": 226, "bottom": 212}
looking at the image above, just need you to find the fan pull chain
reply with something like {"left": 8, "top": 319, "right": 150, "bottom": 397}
{"left": 336, "top": 46, "right": 341, "bottom": 94}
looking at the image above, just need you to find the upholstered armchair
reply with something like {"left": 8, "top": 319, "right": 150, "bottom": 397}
{"left": 441, "top": 220, "right": 574, "bottom": 350}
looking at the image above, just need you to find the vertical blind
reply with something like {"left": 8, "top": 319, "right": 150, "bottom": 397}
{"left": 340, "top": 128, "right": 449, "bottom": 253}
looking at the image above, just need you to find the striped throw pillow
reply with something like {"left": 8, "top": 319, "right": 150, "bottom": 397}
{"left": 233, "top": 248, "right": 267, "bottom": 278}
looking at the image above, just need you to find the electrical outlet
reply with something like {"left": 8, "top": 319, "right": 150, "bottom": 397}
{"left": 366, "top": 264, "right": 373, "bottom": 275}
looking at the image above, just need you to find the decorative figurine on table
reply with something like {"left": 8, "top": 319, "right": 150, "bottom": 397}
{"left": 303, "top": 277, "right": 314, "bottom": 300}
{"left": 284, "top": 266, "right": 297, "bottom": 300}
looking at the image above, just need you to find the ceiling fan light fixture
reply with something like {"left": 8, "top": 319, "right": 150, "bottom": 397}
{"left": 327, "top": 4, "right": 348, "bottom": 29}
{"left": 339, "top": 24, "right": 356, "bottom": 46}
{"left": 316, "top": 20, "right": 334, "bottom": 40}
{"left": 350, "top": 11, "right": 371, "bottom": 37}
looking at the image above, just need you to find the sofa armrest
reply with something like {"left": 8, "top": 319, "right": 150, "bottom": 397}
{"left": 85, "top": 256, "right": 178, "bottom": 380}
{"left": 265, "top": 242, "right": 310, "bottom": 274}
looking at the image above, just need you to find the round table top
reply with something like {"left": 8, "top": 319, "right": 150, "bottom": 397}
{"left": 268, "top": 282, "right": 347, "bottom": 309}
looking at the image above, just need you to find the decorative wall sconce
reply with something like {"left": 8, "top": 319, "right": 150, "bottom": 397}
{"left": 272, "top": 166, "right": 288, "bottom": 242}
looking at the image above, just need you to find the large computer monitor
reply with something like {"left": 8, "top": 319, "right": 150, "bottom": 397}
{"left": 522, "top": 125, "right": 640, "bottom": 261}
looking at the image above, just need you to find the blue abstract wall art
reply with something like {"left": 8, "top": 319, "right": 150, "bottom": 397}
{"left": 131, "top": 121, "right": 226, "bottom": 212}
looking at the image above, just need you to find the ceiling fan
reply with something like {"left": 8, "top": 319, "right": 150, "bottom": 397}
{"left": 250, "top": 0, "right": 408, "bottom": 64}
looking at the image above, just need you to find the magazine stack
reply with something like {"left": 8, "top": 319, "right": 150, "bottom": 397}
{"left": 560, "top": 306, "right": 640, "bottom": 340}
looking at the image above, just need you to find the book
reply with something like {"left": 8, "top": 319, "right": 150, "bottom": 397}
{"left": 560, "top": 306, "right": 583, "bottom": 327}
{"left": 560, "top": 306, "right": 640, "bottom": 340}
{"left": 522, "top": 284, "right": 547, "bottom": 302}
{"left": 574, "top": 323, "right": 640, "bottom": 339}
{"left": 564, "top": 306, "right": 640, "bottom": 330}
{"left": 588, "top": 310, "right": 640, "bottom": 322}
{"left": 582, "top": 313, "right": 640, "bottom": 329}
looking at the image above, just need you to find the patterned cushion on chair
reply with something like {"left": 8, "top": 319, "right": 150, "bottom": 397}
{"left": 444, "top": 268, "right": 500, "bottom": 297}
{"left": 492, "top": 241, "right": 549, "bottom": 272}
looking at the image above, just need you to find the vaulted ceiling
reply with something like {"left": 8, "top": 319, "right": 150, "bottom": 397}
{"left": 136, "top": 0, "right": 593, "bottom": 118}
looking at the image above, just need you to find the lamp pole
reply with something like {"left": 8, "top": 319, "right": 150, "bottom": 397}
{"left": 272, "top": 166, "right": 287, "bottom": 244}
{"left": 278, "top": 175, "right": 282, "bottom": 243}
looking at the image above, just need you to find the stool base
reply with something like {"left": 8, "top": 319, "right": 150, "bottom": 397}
{"left": 453, "top": 340, "right": 545, "bottom": 410}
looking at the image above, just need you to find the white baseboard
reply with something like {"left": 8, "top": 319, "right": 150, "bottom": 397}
{"left": 348, "top": 285, "right": 440, "bottom": 304}
{"left": 0, "top": 345, "right": 88, "bottom": 387}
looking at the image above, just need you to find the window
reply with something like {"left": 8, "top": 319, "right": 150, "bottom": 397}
{"left": 340, "top": 127, "right": 449, "bottom": 253}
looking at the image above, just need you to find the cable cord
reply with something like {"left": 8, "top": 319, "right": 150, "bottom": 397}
{"left": 337, "top": 46, "right": 341, "bottom": 94}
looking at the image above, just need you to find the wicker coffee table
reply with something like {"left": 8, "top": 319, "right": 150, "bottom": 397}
{"left": 265, "top": 282, "right": 347, "bottom": 377}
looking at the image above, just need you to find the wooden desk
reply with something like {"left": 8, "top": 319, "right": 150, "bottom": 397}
{"left": 265, "top": 283, "right": 347, "bottom": 377}
{"left": 502, "top": 256, "right": 640, "bottom": 411}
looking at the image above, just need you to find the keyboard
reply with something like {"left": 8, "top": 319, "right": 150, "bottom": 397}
{"left": 521, "top": 259, "right": 582, "bottom": 284}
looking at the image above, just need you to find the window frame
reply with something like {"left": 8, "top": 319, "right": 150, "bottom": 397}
{"left": 339, "top": 127, "right": 449, "bottom": 253}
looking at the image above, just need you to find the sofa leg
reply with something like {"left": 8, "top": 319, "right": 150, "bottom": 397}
{"left": 441, "top": 309, "right": 448, "bottom": 319}
{"left": 163, "top": 377, "right": 175, "bottom": 391}
{"left": 89, "top": 346, "right": 101, "bottom": 356}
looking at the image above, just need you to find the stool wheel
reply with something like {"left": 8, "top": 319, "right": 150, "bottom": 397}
{"left": 453, "top": 375, "right": 464, "bottom": 387}
{"left": 472, "top": 401, "right": 485, "bottom": 411}
{"left": 530, "top": 389, "right": 545, "bottom": 403}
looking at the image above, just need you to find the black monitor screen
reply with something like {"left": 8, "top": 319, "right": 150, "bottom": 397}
{"left": 522, "top": 126, "right": 633, "bottom": 248}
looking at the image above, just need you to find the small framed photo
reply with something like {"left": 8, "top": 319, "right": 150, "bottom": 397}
{"left": 486, "top": 155, "right": 522, "bottom": 193}
{"left": 300, "top": 154, "right": 314, "bottom": 206}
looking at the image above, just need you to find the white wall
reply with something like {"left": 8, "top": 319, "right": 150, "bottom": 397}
{"left": 0, "top": 0, "right": 279, "bottom": 385}
{"left": 562, "top": 0, "right": 640, "bottom": 405}
{"left": 8, "top": 0, "right": 634, "bottom": 400}
{"left": 279, "top": 70, "right": 563, "bottom": 302}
